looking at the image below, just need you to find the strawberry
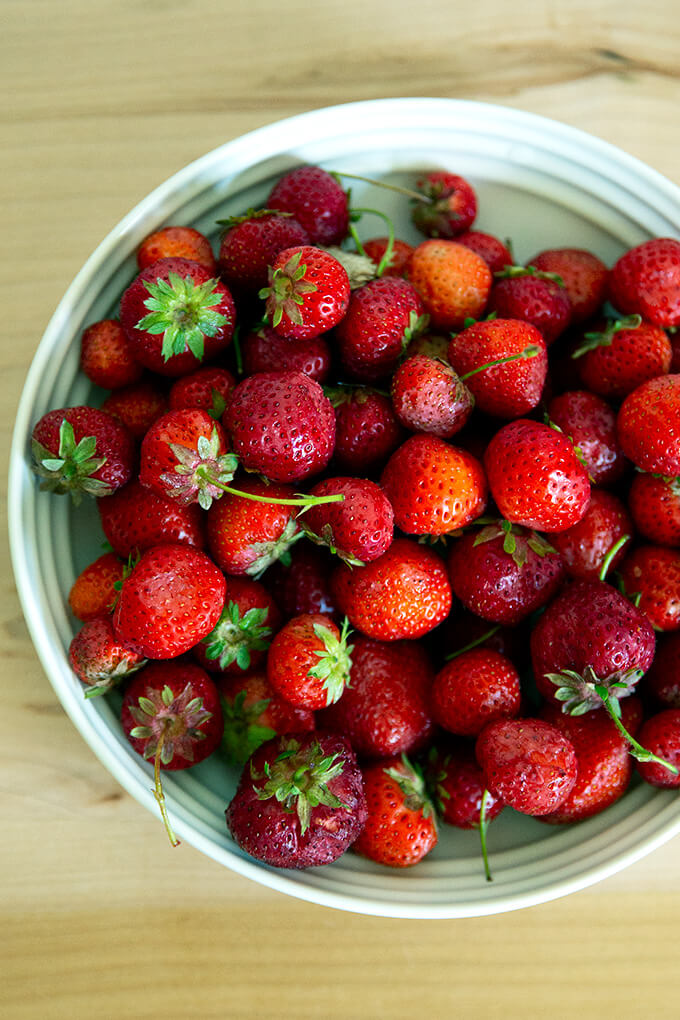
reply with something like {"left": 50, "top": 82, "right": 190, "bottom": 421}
{"left": 317, "top": 635, "right": 435, "bottom": 759}
{"left": 193, "top": 575, "right": 281, "bottom": 674}
{"left": 352, "top": 756, "right": 438, "bottom": 867}
{"left": 31, "top": 406, "right": 134, "bottom": 502}
{"left": 572, "top": 315, "right": 672, "bottom": 399}
{"left": 644, "top": 633, "right": 680, "bottom": 708}
{"left": 241, "top": 326, "right": 331, "bottom": 383}
{"left": 628, "top": 473, "right": 680, "bottom": 547}
{"left": 550, "top": 488, "right": 632, "bottom": 581}
{"left": 266, "top": 165, "right": 349, "bottom": 246}
{"left": 101, "top": 380, "right": 168, "bottom": 439}
{"left": 301, "top": 477, "right": 394, "bottom": 565}
{"left": 380, "top": 434, "right": 487, "bottom": 536}
{"left": 527, "top": 247, "right": 609, "bottom": 324}
{"left": 447, "top": 318, "right": 547, "bottom": 419}
{"left": 390, "top": 354, "right": 474, "bottom": 437}
{"left": 483, "top": 419, "right": 591, "bottom": 533}
{"left": 225, "top": 732, "right": 367, "bottom": 868}
{"left": 618, "top": 545, "right": 680, "bottom": 632}
{"left": 635, "top": 710, "right": 680, "bottom": 788}
{"left": 411, "top": 171, "right": 477, "bottom": 238}
{"left": 68, "top": 551, "right": 126, "bottom": 622}
{"left": 119, "top": 256, "right": 236, "bottom": 376}
{"left": 80, "top": 319, "right": 143, "bottom": 390}
{"left": 617, "top": 375, "right": 680, "bottom": 476}
{"left": 98, "top": 479, "right": 205, "bottom": 558}
{"left": 455, "top": 231, "right": 513, "bottom": 274}
{"left": 487, "top": 268, "right": 572, "bottom": 345}
{"left": 69, "top": 615, "right": 147, "bottom": 697}
{"left": 407, "top": 239, "right": 492, "bottom": 330}
{"left": 426, "top": 742, "right": 504, "bottom": 830}
{"left": 547, "top": 389, "right": 625, "bottom": 486}
{"left": 430, "top": 648, "right": 521, "bottom": 737}
{"left": 476, "top": 717, "right": 578, "bottom": 816}
{"left": 112, "top": 543, "right": 226, "bottom": 658}
{"left": 361, "top": 235, "right": 415, "bottom": 276}
{"left": 260, "top": 246, "right": 350, "bottom": 340}
{"left": 335, "top": 276, "right": 428, "bottom": 381}
{"left": 609, "top": 237, "right": 680, "bottom": 328}
{"left": 403, "top": 332, "right": 450, "bottom": 362}
{"left": 167, "top": 366, "right": 236, "bottom": 418}
{"left": 447, "top": 522, "right": 565, "bottom": 624}
{"left": 216, "top": 671, "right": 315, "bottom": 765}
{"left": 530, "top": 578, "right": 656, "bottom": 711}
{"left": 266, "top": 542, "right": 337, "bottom": 619}
{"left": 267, "top": 613, "right": 353, "bottom": 710}
{"left": 217, "top": 210, "right": 310, "bottom": 294}
{"left": 224, "top": 370, "right": 335, "bottom": 483}
{"left": 206, "top": 477, "right": 301, "bottom": 577}
{"left": 329, "top": 386, "right": 405, "bottom": 474}
{"left": 137, "top": 225, "right": 217, "bottom": 273}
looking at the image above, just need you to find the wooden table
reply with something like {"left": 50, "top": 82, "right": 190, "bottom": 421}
{"left": 3, "top": 2, "right": 680, "bottom": 1016}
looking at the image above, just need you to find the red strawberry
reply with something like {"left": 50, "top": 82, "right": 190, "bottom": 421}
{"left": 403, "top": 332, "right": 450, "bottom": 362}
{"left": 408, "top": 239, "right": 492, "bottom": 330}
{"left": 550, "top": 488, "right": 632, "bottom": 581}
{"left": 430, "top": 648, "right": 521, "bottom": 737}
{"left": 80, "top": 319, "right": 143, "bottom": 390}
{"left": 216, "top": 671, "right": 315, "bottom": 765}
{"left": 483, "top": 419, "right": 591, "bottom": 533}
{"left": 98, "top": 479, "right": 205, "bottom": 558}
{"left": 119, "top": 257, "right": 236, "bottom": 376}
{"left": 487, "top": 268, "right": 572, "bottom": 345}
{"left": 206, "top": 477, "right": 301, "bottom": 577}
{"left": 31, "top": 406, "right": 134, "bottom": 502}
{"left": 476, "top": 717, "right": 578, "bottom": 816}
{"left": 267, "top": 165, "right": 349, "bottom": 245}
{"left": 318, "top": 635, "right": 434, "bottom": 759}
{"left": 241, "top": 326, "right": 331, "bottom": 383}
{"left": 447, "top": 522, "right": 565, "bottom": 625}
{"left": 225, "top": 732, "right": 367, "bottom": 868}
{"left": 447, "top": 318, "right": 547, "bottom": 419}
{"left": 530, "top": 579, "right": 656, "bottom": 710}
{"left": 609, "top": 237, "right": 680, "bottom": 328}
{"left": 267, "top": 613, "right": 353, "bottom": 710}
{"left": 224, "top": 370, "right": 335, "bottom": 483}
{"left": 68, "top": 552, "right": 126, "bottom": 622}
{"left": 352, "top": 756, "right": 438, "bottom": 868}
{"left": 301, "top": 477, "right": 394, "bottom": 565}
{"left": 362, "top": 236, "right": 415, "bottom": 277}
{"left": 527, "top": 248, "right": 609, "bottom": 324}
{"left": 426, "top": 742, "right": 504, "bottom": 830}
{"left": 645, "top": 632, "right": 680, "bottom": 708}
{"left": 390, "top": 354, "right": 474, "bottom": 437}
{"left": 101, "top": 381, "right": 168, "bottom": 439}
{"left": 113, "top": 543, "right": 226, "bottom": 658}
{"left": 168, "top": 366, "right": 236, "bottom": 418}
{"left": 137, "top": 225, "right": 217, "bottom": 273}
{"left": 193, "top": 575, "right": 281, "bottom": 674}
{"left": 547, "top": 389, "right": 625, "bottom": 486}
{"left": 69, "top": 615, "right": 147, "bottom": 697}
{"left": 635, "top": 710, "right": 680, "bottom": 788}
{"left": 572, "top": 315, "right": 672, "bottom": 399}
{"left": 628, "top": 473, "right": 680, "bottom": 547}
{"left": 260, "top": 246, "right": 350, "bottom": 340}
{"left": 618, "top": 545, "right": 680, "bottom": 632}
{"left": 380, "top": 434, "right": 487, "bottom": 536}
{"left": 617, "top": 375, "right": 680, "bottom": 476}
{"left": 266, "top": 542, "right": 337, "bottom": 619}
{"left": 330, "top": 386, "right": 405, "bottom": 474}
{"left": 455, "top": 231, "right": 513, "bottom": 274}
{"left": 217, "top": 210, "right": 310, "bottom": 293}
{"left": 331, "top": 537, "right": 452, "bottom": 641}
{"left": 335, "top": 276, "right": 428, "bottom": 381}
{"left": 411, "top": 171, "right": 477, "bottom": 238}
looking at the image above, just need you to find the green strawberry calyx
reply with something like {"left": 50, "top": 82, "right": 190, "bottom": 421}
{"left": 472, "top": 518, "right": 556, "bottom": 569}
{"left": 82, "top": 651, "right": 147, "bottom": 700}
{"left": 259, "top": 250, "right": 317, "bottom": 328}
{"left": 32, "top": 418, "right": 112, "bottom": 504}
{"left": 300, "top": 520, "right": 365, "bottom": 567}
{"left": 161, "top": 428, "right": 239, "bottom": 510}
{"left": 385, "top": 755, "right": 435, "bottom": 818}
{"left": 494, "top": 264, "right": 565, "bottom": 287}
{"left": 136, "top": 271, "right": 230, "bottom": 363}
{"left": 219, "top": 689, "right": 276, "bottom": 766}
{"left": 203, "top": 601, "right": 274, "bottom": 672}
{"left": 308, "top": 616, "right": 354, "bottom": 706}
{"left": 571, "top": 314, "right": 642, "bottom": 358}
{"left": 250, "top": 736, "right": 348, "bottom": 835}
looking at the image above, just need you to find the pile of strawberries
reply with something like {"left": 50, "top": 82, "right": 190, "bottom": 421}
{"left": 31, "top": 161, "right": 680, "bottom": 877}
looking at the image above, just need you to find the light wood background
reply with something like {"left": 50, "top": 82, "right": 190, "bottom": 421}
{"left": 3, "top": 2, "right": 680, "bottom": 1017}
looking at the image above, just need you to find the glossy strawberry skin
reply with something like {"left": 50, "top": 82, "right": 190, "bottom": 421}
{"left": 483, "top": 419, "right": 591, "bottom": 533}
{"left": 267, "top": 613, "right": 348, "bottom": 710}
{"left": 192, "top": 575, "right": 281, "bottom": 675}
{"left": 617, "top": 375, "right": 680, "bottom": 476}
{"left": 224, "top": 370, "right": 335, "bottom": 483}
{"left": 69, "top": 614, "right": 147, "bottom": 694}
{"left": 331, "top": 538, "right": 452, "bottom": 642}
{"left": 352, "top": 757, "right": 438, "bottom": 868}
{"left": 455, "top": 231, "right": 513, "bottom": 274}
{"left": 550, "top": 489, "right": 632, "bottom": 582}
{"left": 317, "top": 635, "right": 435, "bottom": 759}
{"left": 267, "top": 166, "right": 350, "bottom": 246}
{"left": 628, "top": 474, "right": 680, "bottom": 547}
{"left": 139, "top": 407, "right": 231, "bottom": 503}
{"left": 168, "top": 366, "right": 236, "bottom": 415}
{"left": 98, "top": 480, "right": 205, "bottom": 558}
{"left": 476, "top": 717, "right": 578, "bottom": 816}
{"left": 241, "top": 326, "right": 331, "bottom": 383}
{"left": 112, "top": 543, "right": 226, "bottom": 659}
{"left": 331, "top": 387, "right": 405, "bottom": 474}
{"left": 527, "top": 248, "right": 609, "bottom": 324}
{"left": 32, "top": 406, "right": 135, "bottom": 497}
{"left": 216, "top": 672, "right": 315, "bottom": 765}
{"left": 547, "top": 389, "right": 625, "bottom": 486}
{"left": 487, "top": 274, "right": 572, "bottom": 345}
{"left": 574, "top": 318, "right": 672, "bottom": 399}
{"left": 80, "top": 319, "right": 143, "bottom": 390}
{"left": 217, "top": 213, "right": 310, "bottom": 294}
{"left": 427, "top": 743, "right": 504, "bottom": 830}
{"left": 266, "top": 542, "right": 337, "bottom": 619}
{"left": 206, "top": 477, "right": 300, "bottom": 577}
{"left": 644, "top": 632, "right": 680, "bottom": 708}
{"left": 302, "top": 477, "right": 394, "bottom": 564}
{"left": 68, "top": 552, "right": 126, "bottom": 622}
{"left": 138, "top": 225, "right": 217, "bottom": 273}
{"left": 381, "top": 434, "right": 487, "bottom": 536}
{"left": 408, "top": 239, "right": 492, "bottom": 331}
{"left": 618, "top": 545, "right": 680, "bottom": 632}
{"left": 362, "top": 236, "right": 415, "bottom": 277}
{"left": 635, "top": 710, "right": 680, "bottom": 788}
{"left": 263, "top": 246, "right": 350, "bottom": 340}
{"left": 412, "top": 170, "right": 477, "bottom": 238}
{"left": 609, "top": 237, "right": 680, "bottom": 328}
{"left": 101, "top": 381, "right": 168, "bottom": 440}
{"left": 430, "top": 648, "right": 521, "bottom": 737}
{"left": 390, "top": 354, "right": 474, "bottom": 438}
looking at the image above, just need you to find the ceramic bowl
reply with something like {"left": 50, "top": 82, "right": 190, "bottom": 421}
{"left": 9, "top": 98, "right": 680, "bottom": 918}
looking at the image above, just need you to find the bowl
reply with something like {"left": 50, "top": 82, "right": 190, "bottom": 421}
{"left": 9, "top": 97, "right": 680, "bottom": 919}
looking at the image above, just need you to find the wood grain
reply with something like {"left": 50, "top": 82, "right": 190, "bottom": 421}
{"left": 3, "top": 2, "right": 680, "bottom": 1017}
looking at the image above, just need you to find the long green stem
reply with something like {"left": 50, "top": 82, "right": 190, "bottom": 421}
{"left": 350, "top": 207, "right": 396, "bottom": 277}
{"left": 459, "top": 345, "right": 539, "bottom": 381}
{"left": 479, "top": 789, "right": 493, "bottom": 882}
{"left": 153, "top": 728, "right": 180, "bottom": 848}
{"left": 211, "top": 480, "right": 344, "bottom": 508}
{"left": 594, "top": 685, "right": 679, "bottom": 774}
{"left": 332, "top": 170, "right": 430, "bottom": 204}
{"left": 598, "top": 534, "right": 631, "bottom": 582}
{"left": 445, "top": 626, "right": 500, "bottom": 661}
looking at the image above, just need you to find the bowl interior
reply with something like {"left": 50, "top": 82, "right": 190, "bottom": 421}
{"left": 10, "top": 98, "right": 680, "bottom": 918}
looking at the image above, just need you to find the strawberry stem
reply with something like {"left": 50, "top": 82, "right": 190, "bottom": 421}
{"left": 598, "top": 534, "right": 631, "bottom": 582}
{"left": 350, "top": 207, "right": 396, "bottom": 276}
{"left": 479, "top": 789, "right": 493, "bottom": 882}
{"left": 331, "top": 170, "right": 430, "bottom": 204}
{"left": 153, "top": 726, "right": 180, "bottom": 848}
{"left": 445, "top": 626, "right": 500, "bottom": 661}
{"left": 594, "top": 684, "right": 679, "bottom": 775}
{"left": 459, "top": 345, "right": 540, "bottom": 381}
{"left": 210, "top": 480, "right": 344, "bottom": 508}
